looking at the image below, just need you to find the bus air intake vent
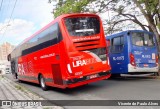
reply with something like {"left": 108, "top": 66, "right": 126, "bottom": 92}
{"left": 73, "top": 39, "right": 100, "bottom": 51}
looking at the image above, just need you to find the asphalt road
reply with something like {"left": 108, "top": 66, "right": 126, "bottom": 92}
{"left": 4, "top": 74, "right": 160, "bottom": 109}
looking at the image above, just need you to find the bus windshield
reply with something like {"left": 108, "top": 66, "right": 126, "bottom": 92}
{"left": 131, "top": 32, "right": 155, "bottom": 47}
{"left": 64, "top": 17, "right": 100, "bottom": 37}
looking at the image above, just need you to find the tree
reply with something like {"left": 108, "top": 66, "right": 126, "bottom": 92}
{"left": 50, "top": 0, "right": 153, "bottom": 33}
{"left": 49, "top": 0, "right": 160, "bottom": 49}
{"left": 92, "top": 0, "right": 151, "bottom": 34}
{"left": 132, "top": 0, "right": 160, "bottom": 49}
{"left": 49, "top": 0, "right": 94, "bottom": 18}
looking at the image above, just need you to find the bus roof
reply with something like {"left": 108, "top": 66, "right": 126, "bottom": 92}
{"left": 17, "top": 13, "right": 99, "bottom": 47}
{"left": 106, "top": 30, "right": 154, "bottom": 40}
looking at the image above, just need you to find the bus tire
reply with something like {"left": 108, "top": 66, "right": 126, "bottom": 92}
{"left": 39, "top": 75, "right": 48, "bottom": 91}
{"left": 110, "top": 74, "right": 121, "bottom": 78}
{"left": 155, "top": 72, "right": 159, "bottom": 76}
{"left": 15, "top": 73, "right": 18, "bottom": 79}
{"left": 18, "top": 79, "right": 22, "bottom": 83}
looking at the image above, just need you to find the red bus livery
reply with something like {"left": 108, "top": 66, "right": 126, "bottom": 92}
{"left": 8, "top": 13, "right": 111, "bottom": 90}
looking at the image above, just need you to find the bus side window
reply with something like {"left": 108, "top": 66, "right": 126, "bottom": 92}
{"left": 111, "top": 35, "right": 124, "bottom": 53}
{"left": 57, "top": 24, "right": 63, "bottom": 42}
{"left": 37, "top": 23, "right": 59, "bottom": 47}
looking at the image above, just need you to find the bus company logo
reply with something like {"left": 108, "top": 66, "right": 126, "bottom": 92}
{"left": 40, "top": 53, "right": 55, "bottom": 59}
{"left": 142, "top": 55, "right": 151, "bottom": 58}
{"left": 72, "top": 36, "right": 100, "bottom": 42}
{"left": 72, "top": 58, "right": 97, "bottom": 67}
{"left": 135, "top": 58, "right": 141, "bottom": 63}
{"left": 134, "top": 51, "right": 142, "bottom": 55}
{"left": 70, "top": 55, "right": 84, "bottom": 61}
{"left": 144, "top": 47, "right": 148, "bottom": 50}
{"left": 148, "top": 60, "right": 155, "bottom": 63}
{"left": 18, "top": 64, "right": 26, "bottom": 75}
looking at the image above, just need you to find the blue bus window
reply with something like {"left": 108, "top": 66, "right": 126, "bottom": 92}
{"left": 132, "top": 32, "right": 155, "bottom": 47}
{"left": 111, "top": 36, "right": 124, "bottom": 53}
{"left": 144, "top": 33, "right": 155, "bottom": 46}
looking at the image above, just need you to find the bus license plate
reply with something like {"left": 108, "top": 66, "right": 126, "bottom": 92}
{"left": 89, "top": 74, "right": 98, "bottom": 79}
{"left": 144, "top": 64, "right": 148, "bottom": 67}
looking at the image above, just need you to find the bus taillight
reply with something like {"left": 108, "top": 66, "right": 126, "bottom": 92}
{"left": 107, "top": 56, "right": 110, "bottom": 65}
{"left": 67, "top": 64, "right": 73, "bottom": 74}
{"left": 130, "top": 53, "right": 136, "bottom": 66}
{"left": 106, "top": 39, "right": 110, "bottom": 54}
{"left": 156, "top": 55, "right": 159, "bottom": 66}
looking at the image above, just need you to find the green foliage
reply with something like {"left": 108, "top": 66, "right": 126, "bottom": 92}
{"left": 137, "top": 0, "right": 160, "bottom": 30}
{"left": 157, "top": 23, "right": 160, "bottom": 30}
{"left": 136, "top": 0, "right": 160, "bottom": 50}
{"left": 15, "top": 85, "right": 23, "bottom": 90}
{"left": 54, "top": 0, "right": 93, "bottom": 18}
{"left": 139, "top": 0, "right": 158, "bottom": 13}
{"left": 49, "top": 0, "right": 160, "bottom": 36}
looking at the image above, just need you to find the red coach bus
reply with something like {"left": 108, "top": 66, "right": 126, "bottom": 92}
{"left": 8, "top": 13, "right": 111, "bottom": 90}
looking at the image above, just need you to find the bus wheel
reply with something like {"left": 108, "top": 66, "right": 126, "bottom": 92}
{"left": 18, "top": 79, "right": 22, "bottom": 83}
{"left": 14, "top": 73, "right": 18, "bottom": 79}
{"left": 155, "top": 72, "right": 159, "bottom": 76}
{"left": 110, "top": 74, "right": 121, "bottom": 79}
{"left": 39, "top": 75, "right": 48, "bottom": 91}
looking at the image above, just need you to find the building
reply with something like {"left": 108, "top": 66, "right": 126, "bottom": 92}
{"left": 0, "top": 42, "right": 15, "bottom": 61}
{"left": 0, "top": 42, "right": 14, "bottom": 74}
{"left": 0, "top": 60, "right": 11, "bottom": 74}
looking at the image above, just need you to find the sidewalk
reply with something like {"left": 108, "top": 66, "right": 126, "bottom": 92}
{"left": 0, "top": 74, "right": 63, "bottom": 109}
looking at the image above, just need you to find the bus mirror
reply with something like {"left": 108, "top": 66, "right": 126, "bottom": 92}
{"left": 7, "top": 54, "right": 11, "bottom": 61}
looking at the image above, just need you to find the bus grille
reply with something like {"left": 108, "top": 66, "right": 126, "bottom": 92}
{"left": 73, "top": 39, "right": 99, "bottom": 51}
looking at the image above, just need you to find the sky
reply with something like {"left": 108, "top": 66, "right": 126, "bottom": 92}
{"left": 0, "top": 0, "right": 144, "bottom": 46}
{"left": 0, "top": 0, "right": 55, "bottom": 45}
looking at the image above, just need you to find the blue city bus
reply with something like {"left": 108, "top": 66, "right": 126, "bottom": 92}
{"left": 106, "top": 30, "right": 159, "bottom": 76}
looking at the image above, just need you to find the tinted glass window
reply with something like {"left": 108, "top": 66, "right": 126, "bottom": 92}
{"left": 27, "top": 35, "right": 39, "bottom": 49}
{"left": 38, "top": 23, "right": 59, "bottom": 45}
{"left": 113, "top": 37, "right": 120, "bottom": 45}
{"left": 132, "top": 32, "right": 155, "bottom": 47}
{"left": 111, "top": 36, "right": 124, "bottom": 53}
{"left": 21, "top": 23, "right": 63, "bottom": 56}
{"left": 64, "top": 17, "right": 100, "bottom": 36}
{"left": 26, "top": 23, "right": 60, "bottom": 50}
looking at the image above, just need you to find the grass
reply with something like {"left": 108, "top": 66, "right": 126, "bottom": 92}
{"left": 0, "top": 75, "right": 4, "bottom": 80}
{"left": 43, "top": 108, "right": 50, "bottom": 109}
{"left": 43, "top": 107, "right": 62, "bottom": 109}
{"left": 14, "top": 83, "right": 44, "bottom": 100}
{"left": 155, "top": 76, "right": 160, "bottom": 79}
{"left": 15, "top": 84, "right": 23, "bottom": 90}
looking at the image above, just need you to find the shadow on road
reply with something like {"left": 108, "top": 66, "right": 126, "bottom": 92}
{"left": 108, "top": 76, "right": 157, "bottom": 81}
{"left": 14, "top": 78, "right": 108, "bottom": 94}
{"left": 4, "top": 73, "right": 158, "bottom": 95}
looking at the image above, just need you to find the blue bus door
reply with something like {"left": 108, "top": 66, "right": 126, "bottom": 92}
{"left": 109, "top": 35, "right": 128, "bottom": 74}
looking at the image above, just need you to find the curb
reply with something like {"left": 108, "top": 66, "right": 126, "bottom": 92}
{"left": 2, "top": 76, "right": 64, "bottom": 109}
{"left": 147, "top": 76, "right": 160, "bottom": 79}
